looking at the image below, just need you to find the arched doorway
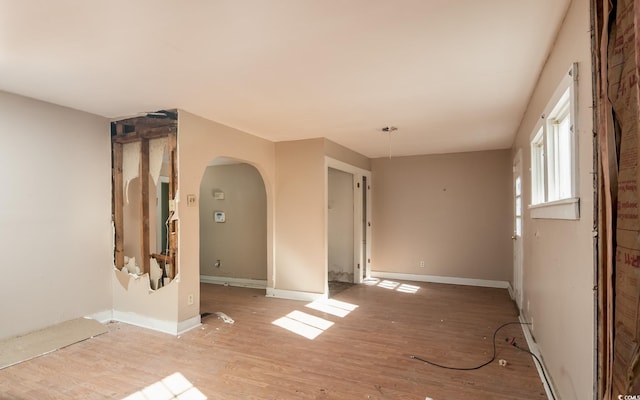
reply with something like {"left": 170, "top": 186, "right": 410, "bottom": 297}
{"left": 198, "top": 157, "right": 268, "bottom": 289}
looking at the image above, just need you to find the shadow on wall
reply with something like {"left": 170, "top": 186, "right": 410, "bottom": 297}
{"left": 199, "top": 158, "right": 267, "bottom": 282}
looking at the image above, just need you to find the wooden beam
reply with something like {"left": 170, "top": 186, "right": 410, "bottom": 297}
{"left": 115, "top": 113, "right": 177, "bottom": 128}
{"left": 140, "top": 139, "right": 150, "bottom": 275}
{"left": 167, "top": 131, "right": 178, "bottom": 279}
{"left": 113, "top": 142, "right": 124, "bottom": 268}
{"left": 111, "top": 126, "right": 177, "bottom": 144}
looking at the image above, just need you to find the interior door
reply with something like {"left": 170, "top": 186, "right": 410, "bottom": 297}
{"left": 513, "top": 151, "right": 524, "bottom": 308}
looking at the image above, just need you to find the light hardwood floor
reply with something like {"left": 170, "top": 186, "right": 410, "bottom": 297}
{"left": 0, "top": 280, "right": 547, "bottom": 399}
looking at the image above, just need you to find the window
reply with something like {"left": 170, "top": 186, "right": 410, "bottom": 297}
{"left": 529, "top": 63, "right": 579, "bottom": 220}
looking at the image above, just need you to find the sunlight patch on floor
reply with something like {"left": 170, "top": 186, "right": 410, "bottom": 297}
{"left": 305, "top": 298, "right": 359, "bottom": 318}
{"left": 273, "top": 298, "right": 359, "bottom": 339}
{"left": 376, "top": 280, "right": 420, "bottom": 294}
{"left": 397, "top": 283, "right": 420, "bottom": 294}
{"left": 272, "top": 311, "right": 334, "bottom": 340}
{"left": 122, "top": 372, "right": 206, "bottom": 400}
{"left": 378, "top": 280, "right": 400, "bottom": 290}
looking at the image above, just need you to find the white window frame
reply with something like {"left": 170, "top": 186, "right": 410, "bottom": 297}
{"left": 529, "top": 63, "right": 579, "bottom": 220}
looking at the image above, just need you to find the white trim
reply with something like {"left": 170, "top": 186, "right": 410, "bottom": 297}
{"left": 85, "top": 309, "right": 114, "bottom": 324}
{"left": 529, "top": 197, "right": 579, "bottom": 220}
{"left": 177, "top": 315, "right": 202, "bottom": 335}
{"left": 325, "top": 156, "right": 373, "bottom": 286}
{"left": 112, "top": 310, "right": 200, "bottom": 336}
{"left": 507, "top": 282, "right": 515, "bottom": 300}
{"left": 266, "top": 288, "right": 327, "bottom": 302}
{"left": 519, "top": 314, "right": 558, "bottom": 400}
{"left": 200, "top": 275, "right": 267, "bottom": 289}
{"left": 371, "top": 271, "right": 510, "bottom": 289}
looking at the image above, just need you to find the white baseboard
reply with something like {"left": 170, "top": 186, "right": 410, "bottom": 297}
{"left": 266, "top": 288, "right": 327, "bottom": 302}
{"left": 507, "top": 283, "right": 515, "bottom": 300}
{"left": 371, "top": 271, "right": 510, "bottom": 289}
{"left": 85, "top": 309, "right": 114, "bottom": 324}
{"left": 519, "top": 314, "right": 557, "bottom": 400}
{"left": 112, "top": 310, "right": 200, "bottom": 336}
{"left": 177, "top": 315, "right": 202, "bottom": 335}
{"left": 200, "top": 275, "right": 267, "bottom": 289}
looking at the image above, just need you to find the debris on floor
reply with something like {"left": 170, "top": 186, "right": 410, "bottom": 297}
{"left": 214, "top": 312, "right": 234, "bottom": 324}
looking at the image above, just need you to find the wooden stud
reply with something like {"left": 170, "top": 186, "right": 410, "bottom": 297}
{"left": 113, "top": 142, "right": 124, "bottom": 268}
{"left": 140, "top": 139, "right": 150, "bottom": 275}
{"left": 115, "top": 123, "right": 124, "bottom": 136}
{"left": 167, "top": 131, "right": 178, "bottom": 279}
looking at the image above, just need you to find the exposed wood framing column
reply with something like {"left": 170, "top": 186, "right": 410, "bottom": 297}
{"left": 111, "top": 109, "right": 178, "bottom": 285}
{"left": 168, "top": 131, "right": 178, "bottom": 279}
{"left": 140, "top": 138, "right": 150, "bottom": 275}
{"left": 113, "top": 142, "right": 124, "bottom": 268}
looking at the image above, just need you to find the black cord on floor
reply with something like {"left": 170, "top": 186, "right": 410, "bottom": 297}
{"left": 410, "top": 321, "right": 526, "bottom": 370}
{"left": 410, "top": 321, "right": 556, "bottom": 400}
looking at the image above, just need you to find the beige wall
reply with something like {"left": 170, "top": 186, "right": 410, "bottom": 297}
{"left": 177, "top": 111, "right": 276, "bottom": 322}
{"left": 274, "top": 139, "right": 327, "bottom": 294}
{"left": 324, "top": 139, "right": 371, "bottom": 171}
{"left": 0, "top": 90, "right": 113, "bottom": 340}
{"left": 199, "top": 163, "right": 267, "bottom": 280}
{"left": 371, "top": 150, "right": 512, "bottom": 281}
{"left": 511, "top": 1, "right": 594, "bottom": 399}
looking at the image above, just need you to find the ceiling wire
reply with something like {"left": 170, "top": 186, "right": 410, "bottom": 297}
{"left": 381, "top": 126, "right": 398, "bottom": 159}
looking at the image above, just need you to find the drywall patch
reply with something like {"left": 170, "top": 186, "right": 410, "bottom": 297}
{"left": 0, "top": 318, "right": 107, "bottom": 369}
{"left": 122, "top": 141, "right": 141, "bottom": 203}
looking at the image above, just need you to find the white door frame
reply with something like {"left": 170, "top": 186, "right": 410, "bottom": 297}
{"left": 513, "top": 150, "right": 524, "bottom": 308}
{"left": 325, "top": 157, "right": 372, "bottom": 288}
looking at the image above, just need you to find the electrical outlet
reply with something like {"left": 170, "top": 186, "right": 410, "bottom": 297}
{"left": 186, "top": 194, "right": 196, "bottom": 207}
{"left": 419, "top": 260, "right": 425, "bottom": 268}
{"left": 187, "top": 294, "right": 194, "bottom": 305}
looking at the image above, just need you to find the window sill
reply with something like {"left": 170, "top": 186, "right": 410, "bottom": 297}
{"left": 529, "top": 197, "right": 580, "bottom": 220}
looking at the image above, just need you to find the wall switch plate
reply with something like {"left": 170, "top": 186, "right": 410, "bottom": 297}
{"left": 187, "top": 294, "right": 194, "bottom": 305}
{"left": 186, "top": 194, "right": 196, "bottom": 207}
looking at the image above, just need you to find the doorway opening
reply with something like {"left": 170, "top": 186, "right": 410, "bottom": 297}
{"left": 326, "top": 158, "right": 372, "bottom": 297}
{"left": 198, "top": 158, "right": 268, "bottom": 291}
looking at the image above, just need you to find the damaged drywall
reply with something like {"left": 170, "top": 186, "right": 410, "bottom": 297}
{"left": 112, "top": 267, "right": 181, "bottom": 333}
{"left": 122, "top": 141, "right": 140, "bottom": 204}
{"left": 112, "top": 112, "right": 179, "bottom": 291}
{"left": 149, "top": 137, "right": 167, "bottom": 187}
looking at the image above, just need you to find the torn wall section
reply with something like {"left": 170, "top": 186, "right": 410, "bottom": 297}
{"left": 111, "top": 111, "right": 188, "bottom": 334}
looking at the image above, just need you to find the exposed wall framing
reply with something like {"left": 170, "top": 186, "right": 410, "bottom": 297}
{"left": 593, "top": 0, "right": 640, "bottom": 397}
{"left": 111, "top": 110, "right": 178, "bottom": 287}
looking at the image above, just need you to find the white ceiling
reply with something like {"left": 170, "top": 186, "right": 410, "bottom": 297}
{"left": 0, "top": 0, "right": 570, "bottom": 158}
